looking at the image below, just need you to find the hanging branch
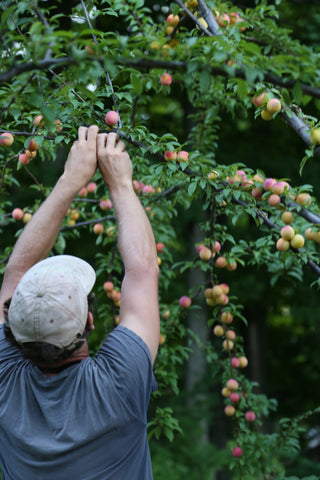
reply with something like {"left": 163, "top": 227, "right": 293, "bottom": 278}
{"left": 80, "top": 0, "right": 121, "bottom": 128}
{"left": 59, "top": 215, "right": 115, "bottom": 232}
{"left": 173, "top": 0, "right": 215, "bottom": 36}
{"left": 196, "top": 0, "right": 220, "bottom": 35}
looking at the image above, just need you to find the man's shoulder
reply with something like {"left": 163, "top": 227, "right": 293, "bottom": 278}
{"left": 98, "top": 325, "right": 153, "bottom": 363}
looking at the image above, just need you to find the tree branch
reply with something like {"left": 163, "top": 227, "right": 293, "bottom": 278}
{"left": 0, "top": 57, "right": 76, "bottom": 84}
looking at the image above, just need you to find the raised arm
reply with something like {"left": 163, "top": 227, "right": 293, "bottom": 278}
{"left": 0, "top": 125, "right": 99, "bottom": 323}
{"left": 97, "top": 133, "right": 160, "bottom": 363}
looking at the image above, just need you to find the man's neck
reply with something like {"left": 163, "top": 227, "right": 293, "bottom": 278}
{"left": 38, "top": 343, "right": 89, "bottom": 376}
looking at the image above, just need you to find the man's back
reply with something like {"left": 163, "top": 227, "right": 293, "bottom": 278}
{"left": 0, "top": 325, "right": 156, "bottom": 480}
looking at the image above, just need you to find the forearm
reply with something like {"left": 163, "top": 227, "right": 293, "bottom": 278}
{"left": 110, "top": 183, "right": 159, "bottom": 273}
{"left": 6, "top": 173, "right": 78, "bottom": 274}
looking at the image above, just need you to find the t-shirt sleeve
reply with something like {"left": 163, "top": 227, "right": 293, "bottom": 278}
{"left": 0, "top": 324, "right": 26, "bottom": 366}
{"left": 94, "top": 325, "right": 157, "bottom": 417}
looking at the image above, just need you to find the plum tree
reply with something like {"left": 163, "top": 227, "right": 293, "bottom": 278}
{"left": 1, "top": 0, "right": 320, "bottom": 476}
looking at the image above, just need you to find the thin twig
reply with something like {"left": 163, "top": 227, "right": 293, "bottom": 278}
{"left": 80, "top": 0, "right": 121, "bottom": 128}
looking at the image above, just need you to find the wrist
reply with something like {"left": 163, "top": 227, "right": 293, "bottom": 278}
{"left": 57, "top": 172, "right": 83, "bottom": 199}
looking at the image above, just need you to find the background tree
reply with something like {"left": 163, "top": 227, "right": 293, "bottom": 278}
{"left": 1, "top": 1, "right": 320, "bottom": 478}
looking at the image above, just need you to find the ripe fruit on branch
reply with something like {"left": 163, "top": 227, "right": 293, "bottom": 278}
{"left": 103, "top": 281, "right": 114, "bottom": 292}
{"left": 87, "top": 182, "right": 97, "bottom": 193}
{"left": 268, "top": 194, "right": 281, "bottom": 207}
{"left": 78, "top": 187, "right": 88, "bottom": 197}
{"left": 261, "top": 109, "right": 274, "bottom": 121}
{"left": 12, "top": 208, "right": 24, "bottom": 220}
{"left": 305, "top": 227, "right": 317, "bottom": 241}
{"left": 232, "top": 447, "right": 243, "bottom": 458}
{"left": 272, "top": 181, "right": 289, "bottom": 195}
{"left": 224, "top": 405, "right": 235, "bottom": 416}
{"left": 212, "top": 285, "right": 223, "bottom": 299}
{"left": 229, "top": 12, "right": 240, "bottom": 24}
{"left": 106, "top": 226, "right": 116, "bottom": 237}
{"left": 164, "top": 150, "right": 177, "bottom": 161}
{"left": 142, "top": 185, "right": 155, "bottom": 195}
{"left": 28, "top": 139, "right": 39, "bottom": 151}
{"left": 280, "top": 225, "right": 295, "bottom": 241}
{"left": 167, "top": 14, "right": 180, "bottom": 26}
{"left": 263, "top": 178, "right": 276, "bottom": 191}
{"left": 226, "top": 260, "right": 237, "bottom": 271}
{"left": 310, "top": 128, "right": 320, "bottom": 145}
{"left": 252, "top": 92, "right": 267, "bottom": 107}
{"left": 100, "top": 198, "right": 112, "bottom": 210}
{"left": 216, "top": 13, "right": 230, "bottom": 27}
{"left": 296, "top": 193, "right": 311, "bottom": 205}
{"left": 18, "top": 153, "right": 30, "bottom": 165}
{"left": 231, "top": 357, "right": 240, "bottom": 368}
{"left": 229, "top": 392, "right": 240, "bottom": 403}
{"left": 245, "top": 411, "right": 256, "bottom": 422}
{"left": 93, "top": 223, "right": 104, "bottom": 235}
{"left": 54, "top": 119, "right": 63, "bottom": 132}
{"left": 212, "top": 241, "right": 221, "bottom": 253}
{"left": 197, "top": 17, "right": 208, "bottom": 29}
{"left": 0, "top": 132, "right": 14, "bottom": 146}
{"left": 281, "top": 211, "right": 294, "bottom": 224}
{"left": 239, "top": 356, "right": 248, "bottom": 368}
{"left": 33, "top": 115, "right": 44, "bottom": 127}
{"left": 290, "top": 234, "right": 305, "bottom": 249}
{"left": 226, "top": 379, "right": 238, "bottom": 391}
{"left": 199, "top": 246, "right": 212, "bottom": 261}
{"left": 226, "top": 330, "right": 236, "bottom": 341}
{"left": 208, "top": 170, "right": 220, "bottom": 180}
{"left": 276, "top": 238, "right": 290, "bottom": 252}
{"left": 176, "top": 151, "right": 189, "bottom": 163}
{"left": 156, "top": 242, "right": 165, "bottom": 253}
{"left": 160, "top": 73, "right": 172, "bottom": 86}
{"left": 179, "top": 296, "right": 191, "bottom": 308}
{"left": 223, "top": 339, "right": 234, "bottom": 350}
{"left": 216, "top": 256, "right": 227, "bottom": 268}
{"left": 26, "top": 150, "right": 36, "bottom": 159}
{"left": 266, "top": 98, "right": 281, "bottom": 114}
{"left": 213, "top": 325, "right": 224, "bottom": 337}
{"left": 221, "top": 311, "right": 233, "bottom": 324}
{"left": 185, "top": 0, "right": 198, "bottom": 8}
{"left": 23, "top": 212, "right": 32, "bottom": 223}
{"left": 221, "top": 387, "right": 231, "bottom": 397}
{"left": 105, "top": 110, "right": 119, "bottom": 126}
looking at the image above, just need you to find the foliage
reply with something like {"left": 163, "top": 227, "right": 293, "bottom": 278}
{"left": 1, "top": 0, "right": 320, "bottom": 477}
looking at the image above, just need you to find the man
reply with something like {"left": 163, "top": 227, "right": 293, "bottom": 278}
{"left": 0, "top": 126, "right": 160, "bottom": 479}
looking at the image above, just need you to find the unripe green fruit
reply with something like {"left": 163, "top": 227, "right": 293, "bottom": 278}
{"left": 290, "top": 234, "right": 305, "bottom": 249}
{"left": 310, "top": 128, "right": 320, "bottom": 145}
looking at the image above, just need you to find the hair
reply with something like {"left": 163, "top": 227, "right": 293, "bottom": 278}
{"left": 3, "top": 292, "right": 95, "bottom": 366}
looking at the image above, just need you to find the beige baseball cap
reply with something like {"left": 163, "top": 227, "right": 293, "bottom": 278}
{"left": 8, "top": 255, "right": 96, "bottom": 348}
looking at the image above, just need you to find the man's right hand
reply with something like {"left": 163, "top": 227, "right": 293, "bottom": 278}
{"left": 97, "top": 132, "right": 133, "bottom": 192}
{"left": 63, "top": 125, "right": 99, "bottom": 193}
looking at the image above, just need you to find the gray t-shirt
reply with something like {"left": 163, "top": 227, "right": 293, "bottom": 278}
{"left": 0, "top": 324, "right": 157, "bottom": 479}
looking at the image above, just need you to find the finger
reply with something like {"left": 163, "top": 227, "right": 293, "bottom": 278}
{"left": 78, "top": 126, "right": 88, "bottom": 142}
{"left": 115, "top": 140, "right": 126, "bottom": 152}
{"left": 86, "top": 125, "right": 99, "bottom": 143}
{"left": 106, "top": 132, "right": 119, "bottom": 149}
{"left": 97, "top": 133, "right": 108, "bottom": 150}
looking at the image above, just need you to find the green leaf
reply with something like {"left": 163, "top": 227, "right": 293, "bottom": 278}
{"left": 130, "top": 73, "right": 143, "bottom": 95}
{"left": 188, "top": 181, "right": 198, "bottom": 196}
{"left": 199, "top": 70, "right": 211, "bottom": 92}
{"left": 292, "top": 81, "right": 303, "bottom": 105}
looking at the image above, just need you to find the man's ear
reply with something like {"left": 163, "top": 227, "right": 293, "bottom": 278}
{"left": 87, "top": 311, "right": 95, "bottom": 331}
